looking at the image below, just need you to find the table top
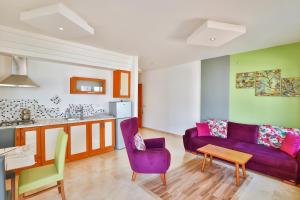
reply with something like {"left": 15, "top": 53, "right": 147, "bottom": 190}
{"left": 197, "top": 144, "right": 253, "bottom": 164}
{"left": 0, "top": 145, "right": 35, "bottom": 171}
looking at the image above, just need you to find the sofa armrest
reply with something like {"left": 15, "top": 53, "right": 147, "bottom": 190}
{"left": 144, "top": 138, "right": 165, "bottom": 148}
{"left": 297, "top": 150, "right": 300, "bottom": 160}
{"left": 297, "top": 150, "right": 300, "bottom": 184}
{"left": 183, "top": 127, "right": 197, "bottom": 151}
{"left": 185, "top": 127, "right": 198, "bottom": 138}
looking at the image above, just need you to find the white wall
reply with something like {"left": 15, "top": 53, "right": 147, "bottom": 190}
{"left": 0, "top": 25, "right": 139, "bottom": 118}
{"left": 142, "top": 61, "right": 201, "bottom": 135}
{"left": 0, "top": 54, "right": 117, "bottom": 112}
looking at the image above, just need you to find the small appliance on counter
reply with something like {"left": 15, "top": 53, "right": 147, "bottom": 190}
{"left": 109, "top": 101, "right": 132, "bottom": 150}
{"left": 20, "top": 108, "right": 31, "bottom": 120}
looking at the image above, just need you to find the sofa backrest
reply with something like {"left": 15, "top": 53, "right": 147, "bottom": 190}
{"left": 227, "top": 122, "right": 259, "bottom": 144}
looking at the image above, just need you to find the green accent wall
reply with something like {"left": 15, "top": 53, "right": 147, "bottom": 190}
{"left": 230, "top": 42, "right": 300, "bottom": 128}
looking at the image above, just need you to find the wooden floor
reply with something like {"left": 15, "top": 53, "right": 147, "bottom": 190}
{"left": 17, "top": 128, "right": 300, "bottom": 200}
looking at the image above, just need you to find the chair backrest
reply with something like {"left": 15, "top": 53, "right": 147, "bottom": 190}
{"left": 120, "top": 117, "right": 138, "bottom": 169}
{"left": 0, "top": 128, "right": 15, "bottom": 148}
{"left": 54, "top": 131, "right": 68, "bottom": 175}
{"left": 0, "top": 156, "right": 6, "bottom": 200}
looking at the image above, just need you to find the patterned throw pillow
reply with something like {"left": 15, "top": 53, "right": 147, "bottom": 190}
{"left": 206, "top": 119, "right": 228, "bottom": 138}
{"left": 258, "top": 124, "right": 300, "bottom": 148}
{"left": 134, "top": 133, "right": 146, "bottom": 151}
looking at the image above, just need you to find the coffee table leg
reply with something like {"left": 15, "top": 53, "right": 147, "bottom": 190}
{"left": 201, "top": 154, "right": 207, "bottom": 172}
{"left": 235, "top": 163, "right": 240, "bottom": 186}
{"left": 209, "top": 155, "right": 213, "bottom": 166}
{"left": 242, "top": 164, "right": 246, "bottom": 177}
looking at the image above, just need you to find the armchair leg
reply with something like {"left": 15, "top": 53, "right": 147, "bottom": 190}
{"left": 131, "top": 172, "right": 137, "bottom": 181}
{"left": 160, "top": 173, "right": 167, "bottom": 186}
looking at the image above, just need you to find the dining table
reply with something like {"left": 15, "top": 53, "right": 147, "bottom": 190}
{"left": 0, "top": 145, "right": 35, "bottom": 200}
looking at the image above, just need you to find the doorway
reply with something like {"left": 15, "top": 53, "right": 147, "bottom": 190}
{"left": 138, "top": 83, "right": 143, "bottom": 128}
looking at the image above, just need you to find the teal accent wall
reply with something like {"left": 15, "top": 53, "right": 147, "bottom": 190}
{"left": 230, "top": 42, "right": 300, "bottom": 128}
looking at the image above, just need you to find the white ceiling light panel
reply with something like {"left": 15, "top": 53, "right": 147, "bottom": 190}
{"left": 20, "top": 3, "right": 95, "bottom": 38}
{"left": 187, "top": 20, "right": 246, "bottom": 47}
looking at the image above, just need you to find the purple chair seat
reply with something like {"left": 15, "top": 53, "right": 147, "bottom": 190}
{"left": 133, "top": 148, "right": 171, "bottom": 173}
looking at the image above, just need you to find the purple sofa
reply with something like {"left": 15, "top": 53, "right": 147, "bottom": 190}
{"left": 121, "top": 117, "right": 171, "bottom": 185}
{"left": 183, "top": 121, "right": 300, "bottom": 184}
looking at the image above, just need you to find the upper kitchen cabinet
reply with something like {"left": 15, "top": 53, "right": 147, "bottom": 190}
{"left": 70, "top": 77, "right": 106, "bottom": 94}
{"left": 113, "top": 70, "right": 131, "bottom": 98}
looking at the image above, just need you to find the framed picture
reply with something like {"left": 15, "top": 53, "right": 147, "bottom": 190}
{"left": 255, "top": 69, "right": 281, "bottom": 96}
{"left": 281, "top": 77, "right": 300, "bottom": 97}
{"left": 236, "top": 72, "right": 255, "bottom": 88}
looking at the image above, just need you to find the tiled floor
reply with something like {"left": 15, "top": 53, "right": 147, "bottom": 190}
{"left": 19, "top": 128, "right": 300, "bottom": 200}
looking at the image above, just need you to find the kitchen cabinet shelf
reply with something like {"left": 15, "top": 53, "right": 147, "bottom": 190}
{"left": 70, "top": 77, "right": 106, "bottom": 94}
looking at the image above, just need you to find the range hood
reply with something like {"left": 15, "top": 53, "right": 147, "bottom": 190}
{"left": 0, "top": 56, "right": 39, "bottom": 87}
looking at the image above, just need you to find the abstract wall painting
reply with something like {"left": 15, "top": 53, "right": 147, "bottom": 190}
{"left": 281, "top": 77, "right": 300, "bottom": 97}
{"left": 236, "top": 72, "right": 255, "bottom": 88}
{"left": 255, "top": 69, "right": 281, "bottom": 96}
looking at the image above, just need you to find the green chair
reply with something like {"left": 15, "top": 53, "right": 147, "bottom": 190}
{"left": 18, "top": 131, "right": 68, "bottom": 200}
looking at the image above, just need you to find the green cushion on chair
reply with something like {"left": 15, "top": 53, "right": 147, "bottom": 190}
{"left": 18, "top": 164, "right": 63, "bottom": 194}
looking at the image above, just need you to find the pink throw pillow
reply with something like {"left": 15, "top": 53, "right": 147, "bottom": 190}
{"left": 280, "top": 133, "right": 300, "bottom": 158}
{"left": 196, "top": 122, "right": 211, "bottom": 136}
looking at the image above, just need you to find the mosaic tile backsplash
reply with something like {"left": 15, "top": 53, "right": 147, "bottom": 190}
{"left": 0, "top": 98, "right": 105, "bottom": 122}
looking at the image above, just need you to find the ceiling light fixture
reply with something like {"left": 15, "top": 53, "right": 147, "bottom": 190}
{"left": 59, "top": 27, "right": 64, "bottom": 31}
{"left": 210, "top": 37, "right": 216, "bottom": 41}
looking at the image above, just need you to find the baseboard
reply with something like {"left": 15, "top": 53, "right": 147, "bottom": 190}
{"left": 141, "top": 127, "right": 183, "bottom": 136}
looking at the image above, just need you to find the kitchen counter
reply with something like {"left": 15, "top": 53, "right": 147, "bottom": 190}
{"left": 0, "top": 114, "right": 115, "bottom": 129}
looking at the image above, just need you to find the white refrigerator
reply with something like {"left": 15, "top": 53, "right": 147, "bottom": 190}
{"left": 109, "top": 101, "right": 132, "bottom": 150}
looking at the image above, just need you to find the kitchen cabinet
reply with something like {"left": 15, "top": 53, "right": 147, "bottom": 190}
{"left": 68, "top": 122, "right": 89, "bottom": 160}
{"left": 17, "top": 127, "right": 42, "bottom": 167}
{"left": 88, "top": 119, "right": 115, "bottom": 155}
{"left": 103, "top": 119, "right": 115, "bottom": 152}
{"left": 88, "top": 121, "right": 102, "bottom": 155}
{"left": 70, "top": 77, "right": 106, "bottom": 95}
{"left": 15, "top": 118, "right": 115, "bottom": 170}
{"left": 40, "top": 124, "right": 68, "bottom": 164}
{"left": 113, "top": 70, "right": 131, "bottom": 98}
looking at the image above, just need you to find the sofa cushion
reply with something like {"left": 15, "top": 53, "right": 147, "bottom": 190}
{"left": 196, "top": 122, "right": 211, "bottom": 136}
{"left": 233, "top": 142, "right": 297, "bottom": 174}
{"left": 189, "top": 136, "right": 239, "bottom": 152}
{"left": 227, "top": 122, "right": 259, "bottom": 144}
{"left": 259, "top": 124, "right": 300, "bottom": 148}
{"left": 280, "top": 133, "right": 300, "bottom": 158}
{"left": 134, "top": 133, "right": 146, "bottom": 151}
{"left": 206, "top": 119, "right": 228, "bottom": 138}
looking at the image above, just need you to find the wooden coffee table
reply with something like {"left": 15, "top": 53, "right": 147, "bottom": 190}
{"left": 197, "top": 144, "right": 253, "bottom": 186}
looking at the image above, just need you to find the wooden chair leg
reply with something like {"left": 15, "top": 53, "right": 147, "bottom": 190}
{"left": 57, "top": 181, "right": 61, "bottom": 193}
{"left": 131, "top": 171, "right": 137, "bottom": 181}
{"left": 18, "top": 194, "right": 24, "bottom": 200}
{"left": 160, "top": 173, "right": 167, "bottom": 186}
{"left": 11, "top": 177, "right": 15, "bottom": 200}
{"left": 58, "top": 180, "right": 66, "bottom": 200}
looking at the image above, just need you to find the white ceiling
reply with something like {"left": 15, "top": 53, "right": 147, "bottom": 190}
{"left": 0, "top": 0, "right": 300, "bottom": 70}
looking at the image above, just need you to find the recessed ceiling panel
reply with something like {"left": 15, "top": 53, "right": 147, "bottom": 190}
{"left": 20, "top": 3, "right": 95, "bottom": 39}
{"left": 187, "top": 20, "right": 246, "bottom": 47}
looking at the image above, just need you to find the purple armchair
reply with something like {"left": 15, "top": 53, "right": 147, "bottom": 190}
{"left": 120, "top": 117, "right": 171, "bottom": 185}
